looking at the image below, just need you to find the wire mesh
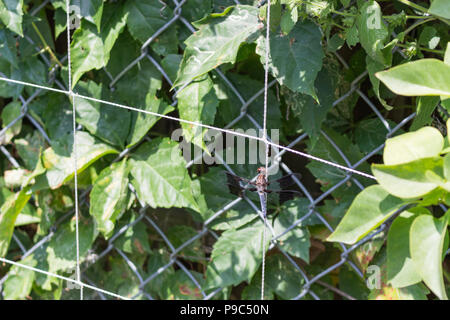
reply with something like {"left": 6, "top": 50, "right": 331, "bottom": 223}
{"left": 0, "top": 0, "right": 439, "bottom": 300}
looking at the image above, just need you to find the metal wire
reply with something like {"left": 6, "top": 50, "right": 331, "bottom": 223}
{"left": 0, "top": 0, "right": 427, "bottom": 300}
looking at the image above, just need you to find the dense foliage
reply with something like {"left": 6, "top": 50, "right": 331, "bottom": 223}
{"left": 0, "top": 0, "right": 449, "bottom": 300}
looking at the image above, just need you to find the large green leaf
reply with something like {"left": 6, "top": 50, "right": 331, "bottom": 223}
{"left": 43, "top": 131, "right": 118, "bottom": 189}
{"left": 357, "top": 1, "right": 391, "bottom": 66}
{"left": 75, "top": 80, "right": 131, "bottom": 148}
{"left": 129, "top": 138, "right": 199, "bottom": 211}
{"left": 71, "top": 2, "right": 128, "bottom": 87}
{"left": 0, "top": 0, "right": 23, "bottom": 36}
{"left": 410, "top": 212, "right": 449, "bottom": 300}
{"left": 89, "top": 158, "right": 130, "bottom": 239}
{"left": 256, "top": 20, "right": 324, "bottom": 99}
{"left": 372, "top": 157, "right": 447, "bottom": 199}
{"left": 173, "top": 5, "right": 261, "bottom": 88}
{"left": 327, "top": 185, "right": 407, "bottom": 244}
{"left": 387, "top": 210, "right": 422, "bottom": 288}
{"left": 382, "top": 126, "right": 444, "bottom": 165}
{"left": 375, "top": 59, "right": 450, "bottom": 98}
{"left": 205, "top": 219, "right": 270, "bottom": 289}
{"left": 428, "top": 0, "right": 450, "bottom": 20}
{"left": 177, "top": 75, "right": 218, "bottom": 151}
{"left": 0, "top": 187, "right": 31, "bottom": 257}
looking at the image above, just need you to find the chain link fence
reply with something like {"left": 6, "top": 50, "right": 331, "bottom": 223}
{"left": 0, "top": 0, "right": 436, "bottom": 300}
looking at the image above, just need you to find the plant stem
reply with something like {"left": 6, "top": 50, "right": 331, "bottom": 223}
{"left": 396, "top": 43, "right": 444, "bottom": 55}
{"left": 403, "top": 17, "right": 436, "bottom": 37}
{"left": 396, "top": 0, "right": 428, "bottom": 13}
{"left": 31, "top": 22, "right": 63, "bottom": 68}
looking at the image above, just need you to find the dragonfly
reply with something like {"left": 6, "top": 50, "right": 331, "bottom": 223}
{"left": 225, "top": 167, "right": 303, "bottom": 217}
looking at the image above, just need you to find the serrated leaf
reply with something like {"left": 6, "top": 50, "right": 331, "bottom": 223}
{"left": 71, "top": 2, "right": 128, "bottom": 87}
{"left": 76, "top": 80, "right": 131, "bottom": 148}
{"left": 125, "top": 0, "right": 169, "bottom": 43}
{"left": 43, "top": 131, "right": 118, "bottom": 189}
{"left": 73, "top": 0, "right": 104, "bottom": 32}
{"left": 382, "top": 126, "right": 444, "bottom": 165}
{"left": 205, "top": 220, "right": 270, "bottom": 289}
{"left": 327, "top": 185, "right": 407, "bottom": 244}
{"left": 376, "top": 59, "right": 450, "bottom": 98}
{"left": 89, "top": 158, "right": 129, "bottom": 238}
{"left": 0, "top": 187, "right": 31, "bottom": 257}
{"left": 173, "top": 5, "right": 261, "bottom": 89}
{"left": 256, "top": 20, "right": 324, "bottom": 99}
{"left": 410, "top": 212, "right": 449, "bottom": 300}
{"left": 177, "top": 76, "right": 218, "bottom": 152}
{"left": 0, "top": 0, "right": 23, "bottom": 36}
{"left": 129, "top": 138, "right": 199, "bottom": 211}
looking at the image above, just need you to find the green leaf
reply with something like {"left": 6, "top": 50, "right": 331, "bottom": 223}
{"left": 74, "top": 0, "right": 104, "bottom": 32}
{"left": 366, "top": 55, "right": 392, "bottom": 110}
{"left": 3, "top": 255, "right": 36, "bottom": 300}
{"left": 46, "top": 217, "right": 98, "bottom": 274}
{"left": 410, "top": 96, "right": 440, "bottom": 131}
{"left": 327, "top": 185, "right": 407, "bottom": 244}
{"left": 375, "top": 59, "right": 450, "bottom": 98}
{"left": 126, "top": 94, "right": 174, "bottom": 149}
{"left": 1, "top": 100, "right": 22, "bottom": 144}
{"left": 129, "top": 138, "right": 199, "bottom": 211}
{"left": 75, "top": 80, "right": 131, "bottom": 148}
{"left": 372, "top": 157, "right": 445, "bottom": 199}
{"left": 256, "top": 20, "right": 324, "bottom": 99}
{"left": 124, "top": 0, "right": 168, "bottom": 43}
{"left": 410, "top": 212, "right": 449, "bottom": 300}
{"left": 280, "top": 3, "right": 298, "bottom": 35}
{"left": 173, "top": 5, "right": 261, "bottom": 89}
{"left": 0, "top": 187, "right": 31, "bottom": 257}
{"left": 114, "top": 213, "right": 150, "bottom": 255}
{"left": 43, "top": 131, "right": 118, "bottom": 189}
{"left": 387, "top": 211, "right": 422, "bottom": 288}
{"left": 289, "top": 68, "right": 334, "bottom": 142}
{"left": 0, "top": 29, "right": 18, "bottom": 67}
{"left": 0, "top": 0, "right": 23, "bottom": 36}
{"left": 383, "top": 126, "right": 444, "bottom": 165}
{"left": 272, "top": 200, "right": 311, "bottom": 262}
{"left": 89, "top": 158, "right": 130, "bottom": 239}
{"left": 428, "top": 0, "right": 450, "bottom": 20}
{"left": 71, "top": 2, "right": 128, "bottom": 87}
{"left": 357, "top": 1, "right": 391, "bottom": 66}
{"left": 177, "top": 76, "right": 218, "bottom": 151}
{"left": 14, "top": 131, "right": 46, "bottom": 170}
{"left": 205, "top": 220, "right": 270, "bottom": 289}
{"left": 265, "top": 254, "right": 305, "bottom": 299}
